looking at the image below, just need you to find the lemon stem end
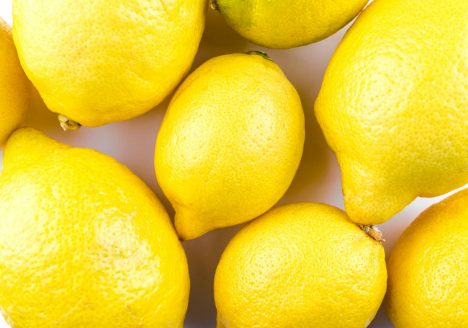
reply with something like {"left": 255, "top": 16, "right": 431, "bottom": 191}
{"left": 246, "top": 51, "right": 272, "bottom": 61}
{"left": 359, "top": 225, "right": 385, "bottom": 242}
{"left": 58, "top": 115, "right": 81, "bottom": 131}
{"left": 210, "top": 0, "right": 219, "bottom": 11}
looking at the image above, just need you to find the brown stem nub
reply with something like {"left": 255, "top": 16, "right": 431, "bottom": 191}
{"left": 359, "top": 225, "right": 385, "bottom": 242}
{"left": 58, "top": 115, "right": 81, "bottom": 131}
{"left": 246, "top": 50, "right": 273, "bottom": 61}
{"left": 210, "top": 0, "right": 219, "bottom": 11}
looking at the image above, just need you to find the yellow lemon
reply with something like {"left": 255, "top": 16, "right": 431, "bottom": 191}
{"left": 155, "top": 53, "right": 305, "bottom": 240}
{"left": 0, "top": 128, "right": 189, "bottom": 327}
{"left": 0, "top": 18, "right": 29, "bottom": 144}
{"left": 214, "top": 203, "right": 387, "bottom": 328}
{"left": 315, "top": 0, "right": 468, "bottom": 225}
{"left": 13, "top": 0, "right": 206, "bottom": 127}
{"left": 212, "top": 0, "right": 368, "bottom": 48}
{"left": 386, "top": 189, "right": 468, "bottom": 327}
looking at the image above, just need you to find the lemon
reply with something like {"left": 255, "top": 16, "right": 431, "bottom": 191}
{"left": 212, "top": 0, "right": 368, "bottom": 48}
{"left": 12, "top": 0, "right": 206, "bottom": 127}
{"left": 0, "top": 18, "right": 29, "bottom": 144}
{"left": 0, "top": 128, "right": 189, "bottom": 327}
{"left": 315, "top": 0, "right": 468, "bottom": 225}
{"left": 386, "top": 189, "right": 468, "bottom": 327}
{"left": 155, "top": 53, "right": 305, "bottom": 240}
{"left": 214, "top": 203, "right": 387, "bottom": 328}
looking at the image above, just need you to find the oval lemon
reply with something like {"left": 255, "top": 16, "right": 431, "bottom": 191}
{"left": 213, "top": 0, "right": 368, "bottom": 48}
{"left": 0, "top": 128, "right": 189, "bottom": 327}
{"left": 315, "top": 0, "right": 468, "bottom": 225}
{"left": 215, "top": 203, "right": 387, "bottom": 328}
{"left": 387, "top": 189, "right": 468, "bottom": 328}
{"left": 155, "top": 53, "right": 305, "bottom": 240}
{"left": 13, "top": 0, "right": 205, "bottom": 127}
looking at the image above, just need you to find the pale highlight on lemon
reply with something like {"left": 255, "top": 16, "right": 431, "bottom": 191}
{"left": 315, "top": 0, "right": 468, "bottom": 225}
{"left": 0, "top": 128, "right": 190, "bottom": 327}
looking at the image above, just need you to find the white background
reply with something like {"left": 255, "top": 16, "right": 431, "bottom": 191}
{"left": 0, "top": 2, "right": 464, "bottom": 327}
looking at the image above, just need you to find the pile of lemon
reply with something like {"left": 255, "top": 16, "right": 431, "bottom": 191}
{"left": 0, "top": 0, "right": 466, "bottom": 327}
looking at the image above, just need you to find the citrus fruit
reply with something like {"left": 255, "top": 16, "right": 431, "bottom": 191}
{"left": 215, "top": 203, "right": 387, "bottom": 327}
{"left": 315, "top": 0, "right": 468, "bottom": 225}
{"left": 0, "top": 128, "right": 189, "bottom": 327}
{"left": 155, "top": 53, "right": 305, "bottom": 240}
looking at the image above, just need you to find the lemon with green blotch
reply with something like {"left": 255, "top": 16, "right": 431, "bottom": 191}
{"left": 13, "top": 0, "right": 206, "bottom": 128}
{"left": 212, "top": 0, "right": 368, "bottom": 48}
{"left": 0, "top": 128, "right": 190, "bottom": 327}
{"left": 387, "top": 189, "right": 468, "bottom": 328}
{"left": 0, "top": 18, "right": 29, "bottom": 144}
{"left": 315, "top": 0, "right": 468, "bottom": 225}
{"left": 155, "top": 53, "right": 305, "bottom": 240}
{"left": 215, "top": 203, "right": 387, "bottom": 328}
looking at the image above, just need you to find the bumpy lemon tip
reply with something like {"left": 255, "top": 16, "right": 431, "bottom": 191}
{"left": 175, "top": 223, "right": 204, "bottom": 241}
{"left": 58, "top": 114, "right": 81, "bottom": 131}
{"left": 174, "top": 211, "right": 212, "bottom": 241}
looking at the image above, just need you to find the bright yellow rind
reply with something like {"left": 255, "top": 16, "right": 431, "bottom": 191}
{"left": 215, "top": 203, "right": 387, "bottom": 328}
{"left": 155, "top": 53, "right": 305, "bottom": 240}
{"left": 13, "top": 0, "right": 206, "bottom": 126}
{"left": 215, "top": 0, "right": 368, "bottom": 48}
{"left": 315, "top": 0, "right": 468, "bottom": 225}
{"left": 386, "top": 189, "right": 468, "bottom": 328}
{"left": 0, "top": 18, "right": 30, "bottom": 144}
{"left": 0, "top": 128, "right": 190, "bottom": 327}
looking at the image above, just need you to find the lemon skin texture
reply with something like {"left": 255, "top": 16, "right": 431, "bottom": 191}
{"left": 315, "top": 0, "right": 468, "bottom": 225}
{"left": 0, "top": 18, "right": 29, "bottom": 144}
{"left": 214, "top": 203, "right": 387, "bottom": 328}
{"left": 155, "top": 53, "right": 305, "bottom": 240}
{"left": 0, "top": 128, "right": 190, "bottom": 327}
{"left": 12, "top": 0, "right": 206, "bottom": 127}
{"left": 386, "top": 189, "right": 468, "bottom": 328}
{"left": 214, "top": 0, "right": 368, "bottom": 49}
